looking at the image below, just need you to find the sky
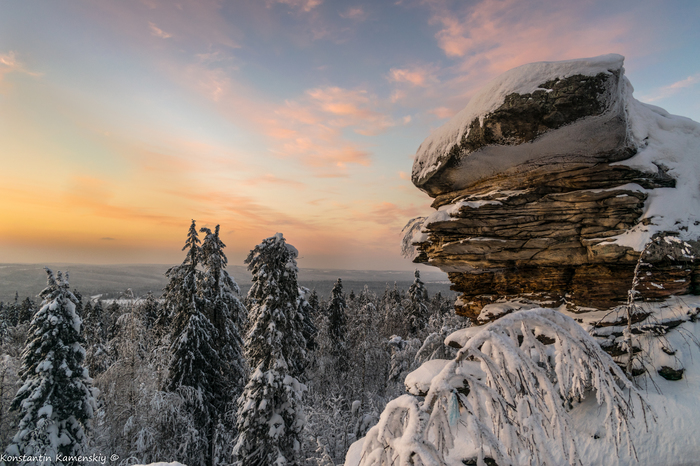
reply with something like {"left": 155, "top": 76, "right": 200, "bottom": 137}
{"left": 1, "top": 0, "right": 699, "bottom": 270}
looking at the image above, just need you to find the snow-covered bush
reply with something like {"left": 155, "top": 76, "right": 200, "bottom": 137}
{"left": 359, "top": 308, "right": 652, "bottom": 466}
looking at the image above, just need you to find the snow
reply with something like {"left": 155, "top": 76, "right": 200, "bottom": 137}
{"left": 412, "top": 53, "right": 700, "bottom": 251}
{"left": 404, "top": 358, "right": 485, "bottom": 396}
{"left": 413, "top": 54, "right": 624, "bottom": 185}
{"left": 609, "top": 94, "right": 700, "bottom": 250}
{"left": 346, "top": 297, "right": 700, "bottom": 466}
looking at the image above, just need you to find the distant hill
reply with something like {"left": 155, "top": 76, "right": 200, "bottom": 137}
{"left": 0, "top": 263, "right": 454, "bottom": 303}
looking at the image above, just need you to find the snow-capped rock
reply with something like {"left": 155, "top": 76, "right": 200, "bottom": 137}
{"left": 408, "top": 54, "right": 700, "bottom": 319}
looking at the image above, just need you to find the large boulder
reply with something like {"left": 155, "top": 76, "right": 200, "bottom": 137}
{"left": 408, "top": 54, "right": 700, "bottom": 321}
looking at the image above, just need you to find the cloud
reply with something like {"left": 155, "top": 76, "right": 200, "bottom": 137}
{"left": 303, "top": 86, "right": 394, "bottom": 135}
{"left": 340, "top": 6, "right": 368, "bottom": 21}
{"left": 642, "top": 73, "right": 700, "bottom": 102}
{"left": 429, "top": 106, "right": 455, "bottom": 119}
{"left": 388, "top": 66, "right": 438, "bottom": 87}
{"left": 361, "top": 202, "right": 422, "bottom": 225}
{"left": 100, "top": 237, "right": 117, "bottom": 241}
{"left": 148, "top": 21, "right": 172, "bottom": 38}
{"left": 242, "top": 174, "right": 306, "bottom": 189}
{"left": 271, "top": 0, "right": 323, "bottom": 12}
{"left": 260, "top": 85, "right": 398, "bottom": 169}
{"left": 0, "top": 51, "right": 41, "bottom": 85}
{"left": 424, "top": 0, "right": 641, "bottom": 76}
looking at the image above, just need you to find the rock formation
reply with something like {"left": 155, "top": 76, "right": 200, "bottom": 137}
{"left": 407, "top": 54, "right": 700, "bottom": 322}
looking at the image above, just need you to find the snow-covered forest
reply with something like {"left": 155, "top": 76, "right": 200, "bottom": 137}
{"left": 0, "top": 222, "right": 464, "bottom": 466}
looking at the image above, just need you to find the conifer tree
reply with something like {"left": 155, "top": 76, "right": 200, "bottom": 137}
{"left": 163, "top": 220, "right": 226, "bottom": 466}
{"left": 84, "top": 300, "right": 109, "bottom": 377}
{"left": 199, "top": 225, "right": 248, "bottom": 464}
{"left": 233, "top": 233, "right": 308, "bottom": 466}
{"left": 5, "top": 269, "right": 95, "bottom": 462}
{"left": 327, "top": 278, "right": 348, "bottom": 373}
{"left": 407, "top": 270, "right": 429, "bottom": 335}
{"left": 18, "top": 297, "right": 35, "bottom": 325}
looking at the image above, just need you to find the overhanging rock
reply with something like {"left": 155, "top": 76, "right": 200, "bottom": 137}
{"left": 407, "top": 54, "right": 700, "bottom": 321}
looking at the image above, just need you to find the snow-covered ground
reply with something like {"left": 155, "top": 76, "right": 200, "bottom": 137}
{"left": 345, "top": 296, "right": 700, "bottom": 466}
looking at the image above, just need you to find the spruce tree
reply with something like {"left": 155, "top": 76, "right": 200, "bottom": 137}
{"left": 327, "top": 278, "right": 348, "bottom": 373}
{"left": 199, "top": 225, "right": 248, "bottom": 464}
{"left": 233, "top": 233, "right": 308, "bottom": 466}
{"left": 163, "top": 220, "right": 226, "bottom": 466}
{"left": 18, "top": 297, "right": 35, "bottom": 324}
{"left": 407, "top": 270, "right": 429, "bottom": 335}
{"left": 5, "top": 269, "right": 95, "bottom": 463}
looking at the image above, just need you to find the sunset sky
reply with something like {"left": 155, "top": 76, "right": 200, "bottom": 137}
{"left": 1, "top": 0, "right": 699, "bottom": 270}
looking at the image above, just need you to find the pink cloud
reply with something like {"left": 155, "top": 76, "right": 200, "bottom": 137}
{"left": 148, "top": 21, "right": 172, "bottom": 38}
{"left": 426, "top": 0, "right": 643, "bottom": 77}
{"left": 0, "top": 51, "right": 41, "bottom": 85}
{"left": 388, "top": 66, "right": 438, "bottom": 87}
{"left": 271, "top": 0, "right": 323, "bottom": 12}
{"left": 642, "top": 73, "right": 700, "bottom": 102}
{"left": 429, "top": 106, "right": 455, "bottom": 119}
{"left": 242, "top": 174, "right": 306, "bottom": 189}
{"left": 340, "top": 6, "right": 368, "bottom": 21}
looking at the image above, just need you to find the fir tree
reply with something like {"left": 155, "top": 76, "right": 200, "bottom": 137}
{"left": 199, "top": 225, "right": 248, "bottom": 464}
{"left": 18, "top": 297, "right": 36, "bottom": 325}
{"left": 5, "top": 269, "right": 95, "bottom": 463}
{"left": 327, "top": 278, "right": 348, "bottom": 373}
{"left": 407, "top": 270, "right": 429, "bottom": 335}
{"left": 83, "top": 300, "right": 109, "bottom": 377}
{"left": 233, "top": 233, "right": 308, "bottom": 466}
{"left": 163, "top": 220, "right": 227, "bottom": 466}
{"left": 298, "top": 286, "right": 317, "bottom": 351}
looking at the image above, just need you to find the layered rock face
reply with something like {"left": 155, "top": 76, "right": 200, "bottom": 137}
{"left": 408, "top": 54, "right": 700, "bottom": 321}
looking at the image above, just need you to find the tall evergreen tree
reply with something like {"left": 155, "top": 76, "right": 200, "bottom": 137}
{"left": 327, "top": 278, "right": 348, "bottom": 373}
{"left": 5, "top": 269, "right": 95, "bottom": 463}
{"left": 199, "top": 225, "right": 248, "bottom": 465}
{"left": 234, "top": 233, "right": 308, "bottom": 466}
{"left": 407, "top": 270, "right": 429, "bottom": 335}
{"left": 163, "top": 220, "right": 227, "bottom": 466}
{"left": 18, "top": 297, "right": 36, "bottom": 325}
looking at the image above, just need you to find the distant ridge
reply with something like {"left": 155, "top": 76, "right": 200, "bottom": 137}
{"left": 0, "top": 263, "right": 452, "bottom": 303}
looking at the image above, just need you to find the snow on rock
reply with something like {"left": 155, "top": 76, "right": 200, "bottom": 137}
{"left": 610, "top": 97, "right": 700, "bottom": 248}
{"left": 407, "top": 54, "right": 700, "bottom": 316}
{"left": 412, "top": 54, "right": 627, "bottom": 194}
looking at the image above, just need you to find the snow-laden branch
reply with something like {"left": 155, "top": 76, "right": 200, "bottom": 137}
{"left": 359, "top": 308, "right": 653, "bottom": 466}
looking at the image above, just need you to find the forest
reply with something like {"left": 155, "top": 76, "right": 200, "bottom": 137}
{"left": 0, "top": 221, "right": 465, "bottom": 466}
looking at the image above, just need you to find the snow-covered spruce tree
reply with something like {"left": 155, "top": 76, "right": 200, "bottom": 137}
{"left": 5, "top": 269, "right": 95, "bottom": 463}
{"left": 407, "top": 270, "right": 429, "bottom": 335}
{"left": 199, "top": 225, "right": 247, "bottom": 389}
{"left": 381, "top": 284, "right": 410, "bottom": 338}
{"left": 327, "top": 278, "right": 348, "bottom": 374}
{"left": 199, "top": 224, "right": 248, "bottom": 464}
{"left": 163, "top": 220, "right": 227, "bottom": 466}
{"left": 233, "top": 233, "right": 308, "bottom": 466}
{"left": 359, "top": 308, "right": 652, "bottom": 466}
